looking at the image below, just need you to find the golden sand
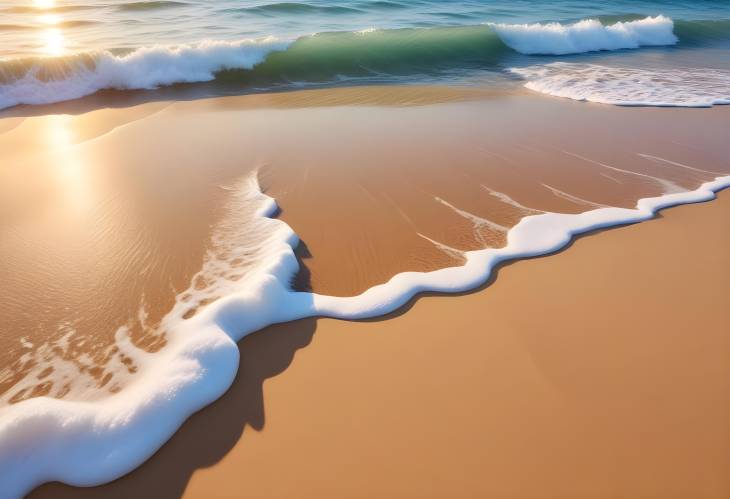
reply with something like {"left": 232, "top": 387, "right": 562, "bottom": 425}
{"left": 32, "top": 190, "right": 730, "bottom": 499}
{"left": 1, "top": 86, "right": 728, "bottom": 407}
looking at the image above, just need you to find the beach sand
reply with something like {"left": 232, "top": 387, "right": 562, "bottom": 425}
{"left": 2, "top": 86, "right": 729, "bottom": 496}
{"left": 31, "top": 189, "right": 730, "bottom": 499}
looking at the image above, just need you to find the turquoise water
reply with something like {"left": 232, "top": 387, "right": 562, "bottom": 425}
{"left": 2, "top": 0, "right": 729, "bottom": 56}
{"left": 0, "top": 0, "right": 729, "bottom": 109}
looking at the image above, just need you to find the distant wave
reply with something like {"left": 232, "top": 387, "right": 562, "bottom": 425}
{"left": 490, "top": 15, "right": 677, "bottom": 55}
{"left": 510, "top": 62, "right": 730, "bottom": 107}
{"left": 1, "top": 16, "right": 728, "bottom": 110}
{"left": 359, "top": 0, "right": 408, "bottom": 9}
{"left": 0, "top": 20, "right": 98, "bottom": 31}
{"left": 116, "top": 1, "right": 190, "bottom": 11}
{"left": 229, "top": 2, "right": 364, "bottom": 15}
{"left": 0, "top": 24, "right": 35, "bottom": 32}
{"left": 0, "top": 4, "right": 96, "bottom": 14}
{"left": 56, "top": 20, "right": 100, "bottom": 28}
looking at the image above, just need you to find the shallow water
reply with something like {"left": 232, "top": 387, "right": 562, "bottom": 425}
{"left": 1, "top": 91, "right": 729, "bottom": 406}
{"left": 1, "top": 0, "right": 729, "bottom": 109}
{"left": 2, "top": 0, "right": 728, "bottom": 56}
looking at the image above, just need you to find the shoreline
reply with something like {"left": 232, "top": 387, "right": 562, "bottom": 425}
{"left": 1, "top": 85, "right": 729, "bottom": 496}
{"left": 32, "top": 189, "right": 730, "bottom": 499}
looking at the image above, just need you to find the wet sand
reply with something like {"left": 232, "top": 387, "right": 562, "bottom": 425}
{"left": 1, "top": 86, "right": 728, "bottom": 406}
{"left": 260, "top": 91, "right": 730, "bottom": 294}
{"left": 31, "top": 188, "right": 730, "bottom": 499}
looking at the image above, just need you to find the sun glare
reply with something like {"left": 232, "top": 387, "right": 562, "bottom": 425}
{"left": 42, "top": 28, "right": 65, "bottom": 55}
{"left": 39, "top": 14, "right": 60, "bottom": 25}
{"left": 34, "top": 0, "right": 56, "bottom": 9}
{"left": 45, "top": 115, "right": 74, "bottom": 149}
{"left": 34, "top": 0, "right": 64, "bottom": 55}
{"left": 44, "top": 115, "right": 92, "bottom": 213}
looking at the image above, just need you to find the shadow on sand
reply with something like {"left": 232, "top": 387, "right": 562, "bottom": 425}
{"left": 30, "top": 317, "right": 318, "bottom": 499}
{"left": 28, "top": 205, "right": 697, "bottom": 498}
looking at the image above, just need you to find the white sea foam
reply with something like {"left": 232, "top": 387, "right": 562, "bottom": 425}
{"left": 417, "top": 232, "right": 465, "bottom": 259}
{"left": 510, "top": 62, "right": 730, "bottom": 107}
{"left": 0, "top": 37, "right": 289, "bottom": 110}
{"left": 491, "top": 15, "right": 677, "bottom": 55}
{"left": 435, "top": 196, "right": 507, "bottom": 246}
{"left": 480, "top": 184, "right": 543, "bottom": 214}
{"left": 542, "top": 183, "right": 609, "bottom": 209}
{"left": 638, "top": 153, "right": 723, "bottom": 175}
{"left": 0, "top": 326, "right": 144, "bottom": 404}
{"left": 1, "top": 170, "right": 729, "bottom": 498}
{"left": 563, "top": 151, "right": 684, "bottom": 194}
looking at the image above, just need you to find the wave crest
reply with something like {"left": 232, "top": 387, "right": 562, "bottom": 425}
{"left": 2, "top": 16, "right": 724, "bottom": 111}
{"left": 0, "top": 38, "right": 288, "bottom": 110}
{"left": 490, "top": 15, "right": 677, "bottom": 55}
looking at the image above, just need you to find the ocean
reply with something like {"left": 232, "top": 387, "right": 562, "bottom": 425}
{"left": 1, "top": 0, "right": 730, "bottom": 109}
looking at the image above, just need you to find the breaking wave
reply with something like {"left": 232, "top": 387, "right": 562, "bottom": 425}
{"left": 0, "top": 38, "right": 289, "bottom": 110}
{"left": 490, "top": 15, "right": 676, "bottom": 55}
{"left": 1, "top": 15, "right": 723, "bottom": 111}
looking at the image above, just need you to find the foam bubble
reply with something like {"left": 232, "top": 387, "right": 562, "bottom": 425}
{"left": 491, "top": 15, "right": 677, "bottom": 55}
{"left": 509, "top": 62, "right": 730, "bottom": 107}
